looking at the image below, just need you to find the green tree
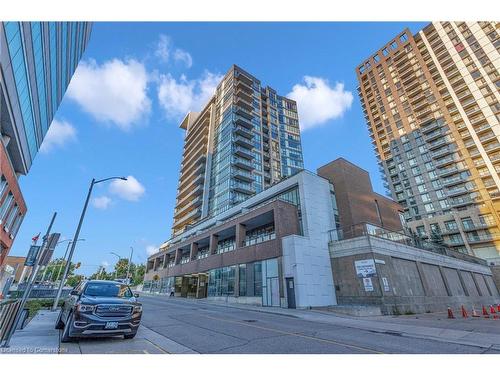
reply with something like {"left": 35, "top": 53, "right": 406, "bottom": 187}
{"left": 89, "top": 266, "right": 113, "bottom": 281}
{"left": 66, "top": 274, "right": 84, "bottom": 287}
{"left": 87, "top": 261, "right": 145, "bottom": 286}
{"left": 429, "top": 230, "right": 444, "bottom": 246}
{"left": 37, "top": 258, "right": 76, "bottom": 283}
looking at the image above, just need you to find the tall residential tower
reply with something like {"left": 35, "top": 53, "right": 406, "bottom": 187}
{"left": 356, "top": 22, "right": 500, "bottom": 264}
{"left": 172, "top": 65, "right": 304, "bottom": 236}
{"left": 0, "top": 22, "right": 92, "bottom": 265}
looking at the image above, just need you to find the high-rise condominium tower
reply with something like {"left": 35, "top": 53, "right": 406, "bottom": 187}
{"left": 0, "top": 22, "right": 92, "bottom": 264}
{"left": 172, "top": 65, "right": 304, "bottom": 236}
{"left": 356, "top": 22, "right": 500, "bottom": 264}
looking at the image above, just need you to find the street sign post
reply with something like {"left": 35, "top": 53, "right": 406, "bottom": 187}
{"left": 24, "top": 245, "right": 41, "bottom": 267}
{"left": 38, "top": 233, "right": 61, "bottom": 266}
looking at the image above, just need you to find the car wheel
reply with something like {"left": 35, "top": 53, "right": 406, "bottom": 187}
{"left": 60, "top": 311, "right": 74, "bottom": 342}
{"left": 54, "top": 309, "right": 64, "bottom": 329}
{"left": 124, "top": 332, "right": 137, "bottom": 340}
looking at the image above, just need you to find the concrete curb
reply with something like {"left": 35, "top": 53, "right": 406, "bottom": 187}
{"left": 138, "top": 325, "right": 198, "bottom": 354}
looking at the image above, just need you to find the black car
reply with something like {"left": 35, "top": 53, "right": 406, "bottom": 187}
{"left": 55, "top": 280, "right": 142, "bottom": 342}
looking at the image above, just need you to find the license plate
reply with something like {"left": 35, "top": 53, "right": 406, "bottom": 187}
{"left": 104, "top": 321, "right": 119, "bottom": 329}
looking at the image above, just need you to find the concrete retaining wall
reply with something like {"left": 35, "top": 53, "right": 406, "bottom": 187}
{"left": 330, "top": 236, "right": 500, "bottom": 314}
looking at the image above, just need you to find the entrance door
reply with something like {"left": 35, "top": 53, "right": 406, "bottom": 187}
{"left": 286, "top": 277, "right": 296, "bottom": 309}
{"left": 266, "top": 277, "right": 280, "bottom": 307}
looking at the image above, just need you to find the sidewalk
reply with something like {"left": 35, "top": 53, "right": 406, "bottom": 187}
{"left": 0, "top": 307, "right": 195, "bottom": 354}
{"left": 0, "top": 310, "right": 61, "bottom": 354}
{"left": 141, "top": 293, "right": 500, "bottom": 350}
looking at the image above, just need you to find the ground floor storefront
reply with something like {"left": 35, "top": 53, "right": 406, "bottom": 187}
{"left": 143, "top": 257, "right": 284, "bottom": 307}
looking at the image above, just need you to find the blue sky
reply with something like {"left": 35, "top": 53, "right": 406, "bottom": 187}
{"left": 10, "top": 22, "right": 428, "bottom": 275}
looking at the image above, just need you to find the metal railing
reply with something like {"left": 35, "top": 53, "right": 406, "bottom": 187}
{"left": 328, "top": 222, "right": 488, "bottom": 266}
{"left": 0, "top": 300, "right": 22, "bottom": 346}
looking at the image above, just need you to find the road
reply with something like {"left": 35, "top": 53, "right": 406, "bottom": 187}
{"left": 138, "top": 295, "right": 500, "bottom": 354}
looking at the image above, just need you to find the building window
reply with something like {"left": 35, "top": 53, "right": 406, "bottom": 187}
{"left": 479, "top": 214, "right": 494, "bottom": 226}
{"left": 445, "top": 220, "right": 458, "bottom": 231}
{"left": 421, "top": 193, "right": 431, "bottom": 202}
{"left": 461, "top": 217, "right": 474, "bottom": 230}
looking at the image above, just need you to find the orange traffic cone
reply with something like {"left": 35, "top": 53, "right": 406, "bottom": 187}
{"left": 472, "top": 306, "right": 480, "bottom": 317}
{"left": 490, "top": 305, "right": 499, "bottom": 319}
{"left": 447, "top": 307, "right": 455, "bottom": 319}
{"left": 461, "top": 305, "right": 468, "bottom": 318}
{"left": 482, "top": 305, "right": 490, "bottom": 318}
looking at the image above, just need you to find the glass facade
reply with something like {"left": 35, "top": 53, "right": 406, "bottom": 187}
{"left": 206, "top": 258, "right": 279, "bottom": 306}
{"left": 207, "top": 66, "right": 304, "bottom": 217}
{"left": 1, "top": 22, "right": 92, "bottom": 171}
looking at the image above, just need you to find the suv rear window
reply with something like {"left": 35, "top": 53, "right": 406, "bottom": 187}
{"left": 84, "top": 283, "right": 133, "bottom": 298}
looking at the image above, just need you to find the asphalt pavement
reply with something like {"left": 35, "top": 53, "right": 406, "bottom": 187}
{"left": 138, "top": 295, "right": 500, "bottom": 354}
{"left": 4, "top": 296, "right": 500, "bottom": 354}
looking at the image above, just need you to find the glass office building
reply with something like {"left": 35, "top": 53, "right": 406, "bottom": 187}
{"left": 172, "top": 65, "right": 304, "bottom": 236}
{"left": 0, "top": 22, "right": 91, "bottom": 265}
{"left": 1, "top": 22, "right": 92, "bottom": 173}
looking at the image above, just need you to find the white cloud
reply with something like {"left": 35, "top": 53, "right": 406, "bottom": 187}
{"left": 157, "top": 71, "right": 222, "bottom": 119}
{"left": 287, "top": 76, "right": 353, "bottom": 131}
{"left": 146, "top": 245, "right": 159, "bottom": 256}
{"left": 155, "top": 35, "right": 171, "bottom": 62}
{"left": 173, "top": 49, "right": 193, "bottom": 68}
{"left": 109, "top": 175, "right": 145, "bottom": 202}
{"left": 101, "top": 261, "right": 110, "bottom": 268}
{"left": 67, "top": 58, "right": 151, "bottom": 131}
{"left": 92, "top": 196, "right": 112, "bottom": 210}
{"left": 40, "top": 119, "right": 76, "bottom": 153}
{"left": 155, "top": 34, "right": 193, "bottom": 68}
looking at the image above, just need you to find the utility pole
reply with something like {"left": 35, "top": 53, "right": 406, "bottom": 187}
{"left": 2, "top": 212, "right": 57, "bottom": 348}
{"left": 52, "top": 176, "right": 126, "bottom": 311}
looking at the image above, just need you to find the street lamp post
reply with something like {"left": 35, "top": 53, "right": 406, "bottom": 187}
{"left": 126, "top": 246, "right": 134, "bottom": 283}
{"left": 52, "top": 176, "right": 127, "bottom": 311}
{"left": 110, "top": 252, "right": 121, "bottom": 280}
{"left": 54, "top": 239, "right": 85, "bottom": 287}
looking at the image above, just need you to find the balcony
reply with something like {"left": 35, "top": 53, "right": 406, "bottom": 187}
{"left": 234, "top": 114, "right": 253, "bottom": 129}
{"left": 462, "top": 222, "right": 495, "bottom": 232}
{"left": 484, "top": 142, "right": 500, "bottom": 153}
{"left": 431, "top": 146, "right": 454, "bottom": 159}
{"left": 234, "top": 125, "right": 253, "bottom": 139}
{"left": 232, "top": 168, "right": 253, "bottom": 182}
{"left": 437, "top": 165, "right": 462, "bottom": 177}
{"left": 235, "top": 97, "right": 253, "bottom": 112}
{"left": 441, "top": 174, "right": 467, "bottom": 187}
{"left": 446, "top": 186, "right": 469, "bottom": 197}
{"left": 175, "top": 184, "right": 204, "bottom": 209}
{"left": 234, "top": 145, "right": 254, "bottom": 159}
{"left": 427, "top": 137, "right": 450, "bottom": 150}
{"left": 234, "top": 135, "right": 254, "bottom": 149}
{"left": 235, "top": 79, "right": 253, "bottom": 94}
{"left": 424, "top": 128, "right": 448, "bottom": 142}
{"left": 234, "top": 106, "right": 254, "bottom": 120}
{"left": 243, "top": 232, "right": 276, "bottom": 247}
{"left": 235, "top": 88, "right": 253, "bottom": 104}
{"left": 232, "top": 156, "right": 253, "bottom": 170}
{"left": 421, "top": 120, "right": 441, "bottom": 134}
{"left": 231, "top": 181, "right": 255, "bottom": 195}
{"left": 434, "top": 154, "right": 460, "bottom": 168}
{"left": 449, "top": 195, "right": 474, "bottom": 207}
{"left": 467, "top": 234, "right": 497, "bottom": 244}
{"left": 174, "top": 208, "right": 202, "bottom": 229}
